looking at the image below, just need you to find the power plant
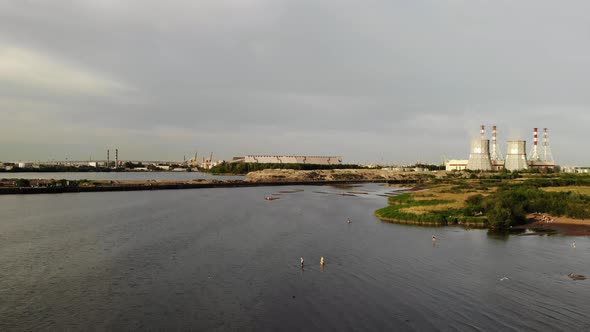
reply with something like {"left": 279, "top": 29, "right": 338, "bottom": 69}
{"left": 446, "top": 125, "right": 556, "bottom": 171}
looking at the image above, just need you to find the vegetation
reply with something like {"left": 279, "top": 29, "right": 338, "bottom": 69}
{"left": 15, "top": 178, "right": 31, "bottom": 187}
{"left": 471, "top": 185, "right": 590, "bottom": 228}
{"left": 0, "top": 165, "right": 118, "bottom": 172}
{"left": 207, "top": 162, "right": 365, "bottom": 174}
{"left": 375, "top": 193, "right": 487, "bottom": 226}
{"left": 375, "top": 173, "right": 590, "bottom": 230}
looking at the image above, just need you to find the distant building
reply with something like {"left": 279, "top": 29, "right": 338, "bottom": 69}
{"left": 563, "top": 166, "right": 589, "bottom": 174}
{"left": 17, "top": 162, "right": 33, "bottom": 169}
{"left": 240, "top": 155, "right": 342, "bottom": 165}
{"left": 445, "top": 159, "right": 468, "bottom": 171}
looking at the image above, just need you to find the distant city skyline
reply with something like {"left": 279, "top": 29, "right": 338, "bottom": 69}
{"left": 1, "top": 1, "right": 589, "bottom": 165}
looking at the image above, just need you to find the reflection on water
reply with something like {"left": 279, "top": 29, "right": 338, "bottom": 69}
{"left": 1, "top": 183, "right": 589, "bottom": 331}
{"left": 487, "top": 228, "right": 558, "bottom": 239}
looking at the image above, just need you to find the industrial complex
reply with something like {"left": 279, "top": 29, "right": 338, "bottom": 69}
{"left": 446, "top": 125, "right": 556, "bottom": 171}
{"left": 232, "top": 155, "right": 342, "bottom": 165}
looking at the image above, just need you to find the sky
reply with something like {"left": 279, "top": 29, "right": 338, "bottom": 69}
{"left": 1, "top": 0, "right": 589, "bottom": 165}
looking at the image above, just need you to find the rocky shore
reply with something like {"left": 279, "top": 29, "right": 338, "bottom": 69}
{"left": 0, "top": 169, "right": 441, "bottom": 195}
{"left": 246, "top": 169, "right": 443, "bottom": 183}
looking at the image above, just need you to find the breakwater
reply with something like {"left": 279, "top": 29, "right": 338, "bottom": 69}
{"left": 0, "top": 179, "right": 417, "bottom": 195}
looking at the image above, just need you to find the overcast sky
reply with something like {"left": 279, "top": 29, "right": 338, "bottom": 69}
{"left": 1, "top": 0, "right": 589, "bottom": 165}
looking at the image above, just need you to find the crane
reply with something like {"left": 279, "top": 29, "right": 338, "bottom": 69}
{"left": 191, "top": 151, "right": 198, "bottom": 168}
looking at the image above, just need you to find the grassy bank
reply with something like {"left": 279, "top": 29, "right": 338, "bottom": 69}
{"left": 375, "top": 192, "right": 488, "bottom": 227}
{"left": 375, "top": 173, "right": 590, "bottom": 230}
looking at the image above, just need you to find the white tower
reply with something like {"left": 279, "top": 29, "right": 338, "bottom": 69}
{"left": 467, "top": 125, "right": 492, "bottom": 171}
{"left": 505, "top": 140, "right": 528, "bottom": 171}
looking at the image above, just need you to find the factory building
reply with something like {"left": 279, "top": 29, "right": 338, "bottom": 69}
{"left": 238, "top": 155, "right": 342, "bottom": 165}
{"left": 445, "top": 159, "right": 468, "bottom": 171}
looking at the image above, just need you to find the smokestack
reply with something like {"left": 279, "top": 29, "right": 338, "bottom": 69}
{"left": 480, "top": 125, "right": 485, "bottom": 140}
{"left": 107, "top": 150, "right": 110, "bottom": 168}
{"left": 529, "top": 128, "right": 540, "bottom": 161}
{"left": 542, "top": 128, "right": 554, "bottom": 163}
{"left": 492, "top": 125, "right": 497, "bottom": 144}
{"left": 115, "top": 149, "right": 119, "bottom": 169}
{"left": 543, "top": 128, "right": 548, "bottom": 147}
{"left": 490, "top": 125, "right": 503, "bottom": 161}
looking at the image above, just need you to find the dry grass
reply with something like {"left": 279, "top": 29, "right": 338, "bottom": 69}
{"left": 400, "top": 203, "right": 462, "bottom": 215}
{"left": 542, "top": 186, "right": 590, "bottom": 196}
{"left": 400, "top": 186, "right": 490, "bottom": 214}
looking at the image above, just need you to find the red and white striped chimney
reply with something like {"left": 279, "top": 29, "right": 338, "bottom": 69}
{"left": 530, "top": 127, "right": 540, "bottom": 161}
{"left": 492, "top": 125, "right": 497, "bottom": 144}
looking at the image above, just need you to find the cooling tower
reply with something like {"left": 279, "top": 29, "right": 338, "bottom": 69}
{"left": 466, "top": 139, "right": 492, "bottom": 170}
{"left": 505, "top": 140, "right": 528, "bottom": 171}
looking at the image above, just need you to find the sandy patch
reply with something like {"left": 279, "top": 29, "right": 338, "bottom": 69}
{"left": 516, "top": 213, "right": 590, "bottom": 236}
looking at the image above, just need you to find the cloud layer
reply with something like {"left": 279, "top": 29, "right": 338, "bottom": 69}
{"left": 1, "top": 0, "right": 589, "bottom": 164}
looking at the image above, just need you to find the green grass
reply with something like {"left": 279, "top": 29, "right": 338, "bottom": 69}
{"left": 376, "top": 193, "right": 487, "bottom": 226}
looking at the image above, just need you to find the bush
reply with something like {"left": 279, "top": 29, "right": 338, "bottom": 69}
{"left": 15, "top": 178, "right": 31, "bottom": 187}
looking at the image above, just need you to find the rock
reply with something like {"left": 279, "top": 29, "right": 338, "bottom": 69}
{"left": 568, "top": 273, "right": 586, "bottom": 280}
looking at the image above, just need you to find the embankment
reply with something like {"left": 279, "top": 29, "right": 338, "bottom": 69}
{"left": 0, "top": 179, "right": 400, "bottom": 195}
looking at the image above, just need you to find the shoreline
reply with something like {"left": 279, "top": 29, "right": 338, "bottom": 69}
{"left": 513, "top": 214, "right": 590, "bottom": 236}
{"left": 375, "top": 215, "right": 487, "bottom": 228}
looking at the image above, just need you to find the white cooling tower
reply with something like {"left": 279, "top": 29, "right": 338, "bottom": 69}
{"left": 505, "top": 140, "right": 528, "bottom": 171}
{"left": 467, "top": 138, "right": 492, "bottom": 171}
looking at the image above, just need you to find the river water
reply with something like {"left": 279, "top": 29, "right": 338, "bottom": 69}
{"left": 0, "top": 171, "right": 244, "bottom": 181}
{"left": 0, "top": 183, "right": 588, "bottom": 331}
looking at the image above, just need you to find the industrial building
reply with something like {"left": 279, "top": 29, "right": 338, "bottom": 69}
{"left": 446, "top": 125, "right": 556, "bottom": 171}
{"left": 233, "top": 155, "right": 342, "bottom": 165}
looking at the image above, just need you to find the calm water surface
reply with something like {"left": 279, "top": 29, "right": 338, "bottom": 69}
{"left": 0, "top": 171, "right": 244, "bottom": 181}
{"left": 1, "top": 184, "right": 589, "bottom": 331}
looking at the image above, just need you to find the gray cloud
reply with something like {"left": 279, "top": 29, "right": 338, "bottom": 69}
{"left": 1, "top": 0, "right": 589, "bottom": 164}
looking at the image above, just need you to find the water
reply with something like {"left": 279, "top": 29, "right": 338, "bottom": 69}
{"left": 1, "top": 184, "right": 589, "bottom": 331}
{"left": 0, "top": 171, "right": 244, "bottom": 181}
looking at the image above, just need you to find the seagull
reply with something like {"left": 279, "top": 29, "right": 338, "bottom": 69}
{"left": 300, "top": 257, "right": 304, "bottom": 268}
{"left": 347, "top": 218, "right": 351, "bottom": 224}
{"left": 572, "top": 241, "right": 576, "bottom": 248}
{"left": 320, "top": 256, "right": 325, "bottom": 266}
{"left": 432, "top": 235, "right": 437, "bottom": 241}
